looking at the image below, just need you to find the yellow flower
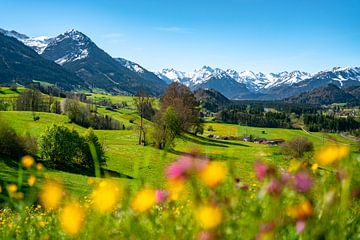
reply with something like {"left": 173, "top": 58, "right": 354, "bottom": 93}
{"left": 7, "top": 184, "right": 17, "bottom": 193}
{"left": 28, "top": 175, "right": 36, "bottom": 187}
{"left": 196, "top": 204, "right": 222, "bottom": 229}
{"left": 131, "top": 188, "right": 156, "bottom": 213}
{"left": 59, "top": 202, "right": 85, "bottom": 236}
{"left": 287, "top": 200, "right": 313, "bottom": 220}
{"left": 315, "top": 145, "right": 349, "bottom": 165}
{"left": 166, "top": 178, "right": 185, "bottom": 201}
{"left": 288, "top": 160, "right": 302, "bottom": 173}
{"left": 36, "top": 163, "right": 44, "bottom": 172}
{"left": 21, "top": 156, "right": 34, "bottom": 169}
{"left": 198, "top": 162, "right": 227, "bottom": 188}
{"left": 91, "top": 180, "right": 121, "bottom": 213}
{"left": 39, "top": 180, "right": 63, "bottom": 210}
{"left": 311, "top": 163, "right": 318, "bottom": 172}
{"left": 38, "top": 221, "right": 47, "bottom": 227}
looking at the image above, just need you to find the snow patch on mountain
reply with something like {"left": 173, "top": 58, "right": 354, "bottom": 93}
{"left": 115, "top": 58, "right": 145, "bottom": 73}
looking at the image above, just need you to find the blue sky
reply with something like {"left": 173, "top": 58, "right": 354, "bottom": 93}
{"left": 1, "top": 0, "right": 359, "bottom": 73}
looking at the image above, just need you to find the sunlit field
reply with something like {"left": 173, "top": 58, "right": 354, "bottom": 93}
{"left": 0, "top": 105, "right": 359, "bottom": 239}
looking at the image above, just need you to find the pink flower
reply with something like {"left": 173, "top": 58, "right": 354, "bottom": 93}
{"left": 254, "top": 161, "right": 268, "bottom": 181}
{"left": 165, "top": 156, "right": 192, "bottom": 180}
{"left": 266, "top": 179, "right": 282, "bottom": 195}
{"left": 198, "top": 231, "right": 215, "bottom": 240}
{"left": 296, "top": 220, "right": 306, "bottom": 234}
{"left": 281, "top": 171, "right": 292, "bottom": 184}
{"left": 165, "top": 155, "right": 208, "bottom": 180}
{"left": 294, "top": 171, "right": 313, "bottom": 193}
{"left": 155, "top": 190, "right": 169, "bottom": 203}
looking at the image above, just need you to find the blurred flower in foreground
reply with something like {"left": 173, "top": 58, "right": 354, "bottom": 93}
{"left": 91, "top": 180, "right": 121, "bottom": 213}
{"left": 39, "top": 180, "right": 63, "bottom": 210}
{"left": 59, "top": 202, "right": 85, "bottom": 236}
{"left": 256, "top": 222, "right": 276, "bottom": 240}
{"left": 287, "top": 200, "right": 313, "bottom": 220}
{"left": 131, "top": 188, "right": 156, "bottom": 213}
{"left": 166, "top": 178, "right": 185, "bottom": 201}
{"left": 315, "top": 145, "right": 349, "bottom": 165}
{"left": 155, "top": 190, "right": 169, "bottom": 203}
{"left": 198, "top": 231, "right": 216, "bottom": 240}
{"left": 196, "top": 204, "right": 222, "bottom": 229}
{"left": 311, "top": 163, "right": 318, "bottom": 172}
{"left": 7, "top": 184, "right": 17, "bottom": 194}
{"left": 296, "top": 220, "right": 306, "bottom": 234}
{"left": 21, "top": 155, "right": 34, "bottom": 169}
{"left": 254, "top": 161, "right": 268, "bottom": 180}
{"left": 166, "top": 155, "right": 208, "bottom": 181}
{"left": 36, "top": 163, "right": 44, "bottom": 171}
{"left": 266, "top": 179, "right": 282, "bottom": 196}
{"left": 27, "top": 175, "right": 36, "bottom": 187}
{"left": 198, "top": 161, "right": 227, "bottom": 188}
{"left": 294, "top": 171, "right": 313, "bottom": 193}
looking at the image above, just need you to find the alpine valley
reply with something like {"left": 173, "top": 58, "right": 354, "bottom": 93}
{"left": 1, "top": 27, "right": 360, "bottom": 101}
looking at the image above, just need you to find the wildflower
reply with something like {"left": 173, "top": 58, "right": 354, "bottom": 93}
{"left": 36, "top": 163, "right": 44, "bottom": 171}
{"left": 21, "top": 155, "right": 34, "bottom": 169}
{"left": 254, "top": 161, "right": 268, "bottom": 180}
{"left": 266, "top": 179, "right": 282, "bottom": 196}
{"left": 198, "top": 161, "right": 227, "bottom": 188}
{"left": 281, "top": 171, "right": 291, "bottom": 184}
{"left": 294, "top": 171, "right": 313, "bottom": 193}
{"left": 59, "top": 202, "right": 85, "bottom": 236}
{"left": 288, "top": 160, "right": 302, "bottom": 173}
{"left": 91, "top": 180, "right": 121, "bottom": 213}
{"left": 131, "top": 188, "right": 156, "bottom": 213}
{"left": 287, "top": 200, "right": 313, "bottom": 220}
{"left": 315, "top": 145, "right": 349, "bottom": 165}
{"left": 167, "top": 178, "right": 185, "bottom": 201}
{"left": 39, "top": 180, "right": 63, "bottom": 210}
{"left": 155, "top": 190, "right": 169, "bottom": 203}
{"left": 28, "top": 175, "right": 36, "bottom": 187}
{"left": 256, "top": 222, "right": 276, "bottom": 240}
{"left": 296, "top": 220, "right": 306, "bottom": 234}
{"left": 195, "top": 204, "right": 222, "bottom": 229}
{"left": 38, "top": 221, "right": 47, "bottom": 227}
{"left": 7, "top": 184, "right": 17, "bottom": 193}
{"left": 311, "top": 163, "right": 318, "bottom": 172}
{"left": 166, "top": 156, "right": 193, "bottom": 180}
{"left": 198, "top": 231, "right": 216, "bottom": 240}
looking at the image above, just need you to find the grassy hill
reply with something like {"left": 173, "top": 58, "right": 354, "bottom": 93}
{"left": 0, "top": 109, "right": 357, "bottom": 197}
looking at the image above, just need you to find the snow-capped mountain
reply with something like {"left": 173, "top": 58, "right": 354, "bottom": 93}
{"left": 157, "top": 66, "right": 360, "bottom": 99}
{"left": 0, "top": 27, "right": 167, "bottom": 95}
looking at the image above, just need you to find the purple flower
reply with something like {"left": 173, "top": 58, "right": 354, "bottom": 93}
{"left": 254, "top": 161, "right": 268, "bottom": 181}
{"left": 281, "top": 171, "right": 292, "bottom": 184}
{"left": 296, "top": 220, "right": 306, "bottom": 234}
{"left": 294, "top": 171, "right": 313, "bottom": 193}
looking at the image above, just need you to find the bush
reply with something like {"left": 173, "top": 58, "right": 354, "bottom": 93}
{"left": 39, "top": 125, "right": 106, "bottom": 171}
{"left": 281, "top": 136, "right": 314, "bottom": 159}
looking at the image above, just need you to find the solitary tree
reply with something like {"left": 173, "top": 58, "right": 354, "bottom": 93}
{"left": 134, "top": 91, "right": 155, "bottom": 145}
{"left": 153, "top": 107, "right": 181, "bottom": 149}
{"left": 281, "top": 137, "right": 314, "bottom": 159}
{"left": 160, "top": 82, "right": 201, "bottom": 134}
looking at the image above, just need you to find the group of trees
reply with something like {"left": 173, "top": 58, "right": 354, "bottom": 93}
{"left": 303, "top": 114, "right": 360, "bottom": 132}
{"left": 218, "top": 109, "right": 293, "bottom": 128}
{"left": 148, "top": 83, "right": 202, "bottom": 149}
{"left": 63, "top": 99, "right": 123, "bottom": 130}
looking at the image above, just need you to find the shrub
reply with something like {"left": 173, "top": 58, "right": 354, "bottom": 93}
{"left": 39, "top": 125, "right": 106, "bottom": 171}
{"left": 281, "top": 136, "right": 314, "bottom": 159}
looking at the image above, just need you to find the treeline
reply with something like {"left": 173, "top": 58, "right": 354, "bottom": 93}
{"left": 0, "top": 88, "right": 123, "bottom": 130}
{"left": 218, "top": 109, "right": 292, "bottom": 128}
{"left": 303, "top": 114, "right": 360, "bottom": 132}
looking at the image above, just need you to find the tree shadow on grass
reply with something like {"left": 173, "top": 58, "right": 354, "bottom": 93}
{"left": 1, "top": 157, "right": 134, "bottom": 180}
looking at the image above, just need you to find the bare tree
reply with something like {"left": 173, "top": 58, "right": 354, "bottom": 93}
{"left": 134, "top": 91, "right": 155, "bottom": 145}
